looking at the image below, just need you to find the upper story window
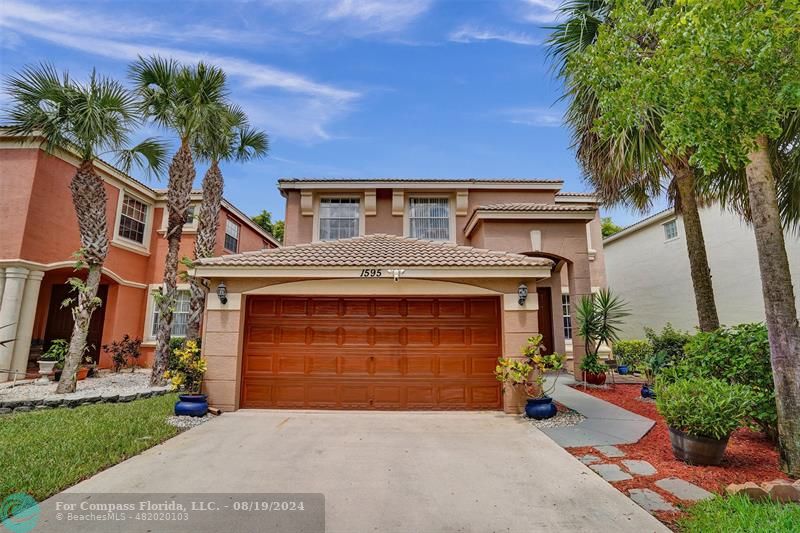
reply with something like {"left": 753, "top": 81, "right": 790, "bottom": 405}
{"left": 225, "top": 219, "right": 240, "bottom": 252}
{"left": 185, "top": 206, "right": 195, "bottom": 226}
{"left": 663, "top": 219, "right": 678, "bottom": 241}
{"left": 319, "top": 198, "right": 360, "bottom": 240}
{"left": 118, "top": 194, "right": 148, "bottom": 244}
{"left": 409, "top": 197, "right": 450, "bottom": 240}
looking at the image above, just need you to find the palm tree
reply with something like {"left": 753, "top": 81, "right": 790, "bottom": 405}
{"left": 547, "top": 0, "right": 721, "bottom": 331}
{"left": 3, "top": 64, "right": 165, "bottom": 393}
{"left": 185, "top": 106, "right": 268, "bottom": 341}
{"left": 129, "top": 56, "right": 229, "bottom": 385}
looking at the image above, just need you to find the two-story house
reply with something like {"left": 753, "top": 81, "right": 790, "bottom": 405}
{"left": 0, "top": 132, "right": 279, "bottom": 380}
{"left": 193, "top": 178, "right": 606, "bottom": 413}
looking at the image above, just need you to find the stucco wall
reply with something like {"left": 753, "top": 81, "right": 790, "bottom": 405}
{"left": 605, "top": 206, "right": 800, "bottom": 339}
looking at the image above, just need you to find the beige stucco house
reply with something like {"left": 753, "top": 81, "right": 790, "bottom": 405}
{"left": 604, "top": 205, "right": 800, "bottom": 339}
{"left": 193, "top": 179, "right": 607, "bottom": 413}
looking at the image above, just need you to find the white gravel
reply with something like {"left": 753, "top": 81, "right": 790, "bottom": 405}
{"left": 167, "top": 415, "right": 211, "bottom": 430}
{"left": 527, "top": 409, "right": 586, "bottom": 429}
{"left": 0, "top": 370, "right": 170, "bottom": 402}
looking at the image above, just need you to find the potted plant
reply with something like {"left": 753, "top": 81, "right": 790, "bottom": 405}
{"left": 575, "top": 289, "right": 629, "bottom": 386}
{"left": 614, "top": 339, "right": 653, "bottom": 376}
{"left": 641, "top": 350, "right": 669, "bottom": 398}
{"left": 656, "top": 377, "right": 752, "bottom": 465}
{"left": 37, "top": 339, "right": 68, "bottom": 383}
{"left": 164, "top": 340, "right": 208, "bottom": 417}
{"left": 102, "top": 335, "right": 143, "bottom": 372}
{"left": 496, "top": 335, "right": 566, "bottom": 419}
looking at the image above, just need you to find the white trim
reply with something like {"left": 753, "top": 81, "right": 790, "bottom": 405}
{"left": 240, "top": 278, "right": 504, "bottom": 296}
{"left": 403, "top": 193, "right": 456, "bottom": 243}
{"left": 142, "top": 283, "right": 191, "bottom": 342}
{"left": 602, "top": 209, "right": 674, "bottom": 245}
{"left": 555, "top": 193, "right": 599, "bottom": 204}
{"left": 112, "top": 188, "right": 154, "bottom": 254}
{"left": 224, "top": 217, "right": 242, "bottom": 253}
{"left": 464, "top": 209, "right": 596, "bottom": 236}
{"left": 279, "top": 179, "right": 564, "bottom": 191}
{"left": 221, "top": 199, "right": 280, "bottom": 247}
{"left": 159, "top": 202, "right": 199, "bottom": 233}
{"left": 193, "top": 266, "right": 552, "bottom": 279}
{"left": 0, "top": 259, "right": 148, "bottom": 289}
{"left": 312, "top": 193, "right": 365, "bottom": 243}
{"left": 662, "top": 219, "right": 679, "bottom": 242}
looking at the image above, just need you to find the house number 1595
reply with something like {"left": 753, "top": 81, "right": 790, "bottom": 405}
{"left": 360, "top": 269, "right": 382, "bottom": 277}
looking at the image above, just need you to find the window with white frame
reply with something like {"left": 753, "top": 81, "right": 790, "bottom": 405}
{"left": 663, "top": 219, "right": 678, "bottom": 240}
{"left": 318, "top": 198, "right": 360, "bottom": 240}
{"left": 408, "top": 197, "right": 450, "bottom": 240}
{"left": 151, "top": 290, "right": 190, "bottom": 337}
{"left": 118, "top": 194, "right": 148, "bottom": 244}
{"left": 562, "top": 294, "right": 572, "bottom": 340}
{"left": 224, "top": 218, "right": 240, "bottom": 252}
{"left": 185, "top": 206, "right": 195, "bottom": 226}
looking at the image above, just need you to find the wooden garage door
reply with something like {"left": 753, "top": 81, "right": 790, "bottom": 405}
{"left": 240, "top": 296, "right": 502, "bottom": 410}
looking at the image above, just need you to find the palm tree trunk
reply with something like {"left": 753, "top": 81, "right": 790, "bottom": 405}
{"left": 671, "top": 159, "right": 720, "bottom": 332}
{"left": 745, "top": 135, "right": 800, "bottom": 477}
{"left": 186, "top": 161, "right": 224, "bottom": 341}
{"left": 56, "top": 162, "right": 108, "bottom": 394}
{"left": 151, "top": 141, "right": 196, "bottom": 386}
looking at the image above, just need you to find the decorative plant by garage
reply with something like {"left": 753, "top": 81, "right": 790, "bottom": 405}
{"left": 164, "top": 340, "right": 207, "bottom": 394}
{"left": 575, "top": 289, "right": 629, "bottom": 385}
{"left": 495, "top": 334, "right": 565, "bottom": 420}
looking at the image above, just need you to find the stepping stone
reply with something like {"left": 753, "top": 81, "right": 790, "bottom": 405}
{"left": 589, "top": 463, "right": 633, "bottom": 482}
{"left": 656, "top": 477, "right": 713, "bottom": 501}
{"left": 628, "top": 489, "right": 676, "bottom": 513}
{"left": 622, "top": 459, "right": 657, "bottom": 476}
{"left": 595, "top": 445, "right": 625, "bottom": 458}
{"left": 579, "top": 454, "right": 602, "bottom": 465}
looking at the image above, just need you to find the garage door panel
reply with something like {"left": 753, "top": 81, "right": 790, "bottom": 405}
{"left": 241, "top": 296, "right": 502, "bottom": 410}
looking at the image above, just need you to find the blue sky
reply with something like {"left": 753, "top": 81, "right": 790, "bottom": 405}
{"left": 0, "top": 0, "right": 666, "bottom": 226}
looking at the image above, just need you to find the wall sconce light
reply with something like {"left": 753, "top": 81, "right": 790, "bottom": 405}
{"left": 518, "top": 282, "right": 528, "bottom": 306}
{"left": 216, "top": 282, "right": 228, "bottom": 305}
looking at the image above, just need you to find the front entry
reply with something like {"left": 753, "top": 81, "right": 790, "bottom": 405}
{"left": 536, "top": 287, "right": 555, "bottom": 355}
{"left": 240, "top": 295, "right": 503, "bottom": 410}
{"left": 44, "top": 284, "right": 109, "bottom": 363}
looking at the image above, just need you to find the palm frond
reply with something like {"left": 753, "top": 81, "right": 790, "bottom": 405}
{"left": 114, "top": 137, "right": 169, "bottom": 180}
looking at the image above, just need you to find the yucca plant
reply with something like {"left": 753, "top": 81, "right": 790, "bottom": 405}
{"left": 129, "top": 56, "right": 230, "bottom": 385}
{"left": 3, "top": 64, "right": 165, "bottom": 393}
{"left": 184, "top": 105, "right": 268, "bottom": 341}
{"left": 575, "top": 288, "right": 630, "bottom": 374}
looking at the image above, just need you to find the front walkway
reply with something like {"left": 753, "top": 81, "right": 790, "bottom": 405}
{"left": 42, "top": 410, "right": 666, "bottom": 532}
{"left": 540, "top": 375, "right": 655, "bottom": 447}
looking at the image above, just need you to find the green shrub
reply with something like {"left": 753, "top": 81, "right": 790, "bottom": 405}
{"left": 644, "top": 323, "right": 692, "bottom": 363}
{"left": 677, "top": 323, "right": 776, "bottom": 439}
{"left": 655, "top": 377, "right": 752, "bottom": 440}
{"left": 613, "top": 339, "right": 652, "bottom": 370}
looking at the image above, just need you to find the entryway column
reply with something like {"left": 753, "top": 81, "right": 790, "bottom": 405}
{"left": 0, "top": 267, "right": 29, "bottom": 381}
{"left": 10, "top": 270, "right": 45, "bottom": 376}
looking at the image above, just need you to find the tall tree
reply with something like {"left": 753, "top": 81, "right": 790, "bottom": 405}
{"left": 3, "top": 64, "right": 165, "bottom": 393}
{"left": 129, "top": 56, "right": 229, "bottom": 385}
{"left": 547, "top": 0, "right": 720, "bottom": 332}
{"left": 185, "top": 107, "right": 268, "bottom": 341}
{"left": 251, "top": 210, "right": 283, "bottom": 243}
{"left": 567, "top": 0, "right": 800, "bottom": 475}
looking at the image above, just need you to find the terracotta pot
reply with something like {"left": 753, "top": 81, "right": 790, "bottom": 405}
{"left": 583, "top": 371, "right": 607, "bottom": 385}
{"left": 668, "top": 427, "right": 729, "bottom": 466}
{"left": 76, "top": 366, "right": 90, "bottom": 381}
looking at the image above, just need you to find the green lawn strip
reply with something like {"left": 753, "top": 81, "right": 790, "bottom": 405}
{"left": 0, "top": 393, "right": 179, "bottom": 502}
{"left": 678, "top": 494, "right": 800, "bottom": 533}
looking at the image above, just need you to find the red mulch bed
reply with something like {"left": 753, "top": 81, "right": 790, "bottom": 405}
{"left": 567, "top": 384, "right": 790, "bottom": 529}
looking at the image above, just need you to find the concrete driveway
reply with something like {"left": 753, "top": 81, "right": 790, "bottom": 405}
{"left": 60, "top": 411, "right": 666, "bottom": 532}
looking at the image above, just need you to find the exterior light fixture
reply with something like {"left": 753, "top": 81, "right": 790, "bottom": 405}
{"left": 216, "top": 282, "right": 228, "bottom": 305}
{"left": 518, "top": 282, "right": 528, "bottom": 306}
{"left": 387, "top": 268, "right": 406, "bottom": 282}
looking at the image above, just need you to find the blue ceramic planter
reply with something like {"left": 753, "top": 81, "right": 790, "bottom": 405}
{"left": 175, "top": 394, "right": 208, "bottom": 417}
{"left": 525, "top": 397, "right": 557, "bottom": 420}
{"left": 617, "top": 365, "right": 629, "bottom": 375}
{"left": 641, "top": 385, "right": 656, "bottom": 399}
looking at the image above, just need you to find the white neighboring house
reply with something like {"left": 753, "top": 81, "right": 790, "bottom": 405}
{"left": 604, "top": 205, "right": 800, "bottom": 339}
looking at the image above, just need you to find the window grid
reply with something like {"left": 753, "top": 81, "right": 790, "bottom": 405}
{"left": 118, "top": 195, "right": 148, "bottom": 244}
{"left": 151, "top": 290, "right": 191, "bottom": 337}
{"left": 319, "top": 198, "right": 360, "bottom": 240}
{"left": 409, "top": 197, "right": 450, "bottom": 240}
{"left": 185, "top": 206, "right": 195, "bottom": 225}
{"left": 663, "top": 220, "right": 678, "bottom": 240}
{"left": 224, "top": 219, "right": 240, "bottom": 252}
{"left": 562, "top": 294, "right": 572, "bottom": 340}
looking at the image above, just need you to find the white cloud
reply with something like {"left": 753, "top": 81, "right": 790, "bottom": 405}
{"left": 519, "top": 0, "right": 561, "bottom": 24}
{"left": 449, "top": 25, "right": 541, "bottom": 46}
{"left": 501, "top": 107, "right": 564, "bottom": 127}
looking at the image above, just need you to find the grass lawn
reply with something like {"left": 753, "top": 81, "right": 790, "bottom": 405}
{"left": 0, "top": 393, "right": 179, "bottom": 502}
{"left": 679, "top": 494, "right": 800, "bottom": 532}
